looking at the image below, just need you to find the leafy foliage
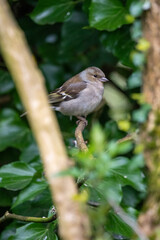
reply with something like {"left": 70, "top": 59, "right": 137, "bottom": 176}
{"left": 89, "top": 0, "right": 129, "bottom": 31}
{"left": 30, "top": 0, "right": 74, "bottom": 24}
{"left": 0, "top": 0, "right": 150, "bottom": 239}
{"left": 13, "top": 222, "right": 57, "bottom": 240}
{"left": 0, "top": 162, "right": 36, "bottom": 191}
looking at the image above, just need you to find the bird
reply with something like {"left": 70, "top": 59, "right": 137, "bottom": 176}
{"left": 21, "top": 67, "right": 109, "bottom": 124}
{"left": 48, "top": 66, "right": 108, "bottom": 125}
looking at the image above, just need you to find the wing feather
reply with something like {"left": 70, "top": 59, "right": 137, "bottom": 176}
{"left": 48, "top": 78, "right": 87, "bottom": 107}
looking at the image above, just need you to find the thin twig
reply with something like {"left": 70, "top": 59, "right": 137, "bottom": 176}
{"left": 0, "top": 211, "right": 57, "bottom": 224}
{"left": 117, "top": 134, "right": 133, "bottom": 143}
{"left": 75, "top": 121, "right": 88, "bottom": 151}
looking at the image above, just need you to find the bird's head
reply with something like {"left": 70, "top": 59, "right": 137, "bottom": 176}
{"left": 81, "top": 66, "right": 109, "bottom": 83}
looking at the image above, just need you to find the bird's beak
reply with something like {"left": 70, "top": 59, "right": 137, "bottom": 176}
{"left": 100, "top": 77, "right": 109, "bottom": 82}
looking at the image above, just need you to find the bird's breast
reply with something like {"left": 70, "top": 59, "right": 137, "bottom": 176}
{"left": 59, "top": 83, "right": 104, "bottom": 117}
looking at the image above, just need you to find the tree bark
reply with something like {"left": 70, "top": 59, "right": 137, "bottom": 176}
{"left": 0, "top": 1, "right": 90, "bottom": 240}
{"left": 139, "top": 1, "right": 160, "bottom": 238}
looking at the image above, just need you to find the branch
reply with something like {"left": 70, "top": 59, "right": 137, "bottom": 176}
{"left": 0, "top": 1, "right": 90, "bottom": 240}
{"left": 75, "top": 121, "right": 88, "bottom": 151}
{"left": 117, "top": 133, "right": 134, "bottom": 143}
{"left": 0, "top": 202, "right": 98, "bottom": 224}
{"left": 0, "top": 211, "right": 56, "bottom": 224}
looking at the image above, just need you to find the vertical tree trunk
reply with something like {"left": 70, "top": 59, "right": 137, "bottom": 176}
{"left": 139, "top": 0, "right": 160, "bottom": 238}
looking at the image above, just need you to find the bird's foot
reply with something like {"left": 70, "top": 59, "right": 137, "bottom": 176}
{"left": 76, "top": 116, "right": 88, "bottom": 126}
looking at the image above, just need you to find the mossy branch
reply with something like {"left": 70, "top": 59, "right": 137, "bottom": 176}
{"left": 0, "top": 211, "right": 57, "bottom": 224}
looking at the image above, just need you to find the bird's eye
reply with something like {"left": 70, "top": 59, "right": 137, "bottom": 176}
{"left": 94, "top": 74, "right": 98, "bottom": 78}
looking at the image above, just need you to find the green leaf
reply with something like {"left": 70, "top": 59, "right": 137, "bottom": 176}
{"left": 14, "top": 222, "right": 57, "bottom": 240}
{"left": 110, "top": 166, "right": 146, "bottom": 192}
{"left": 0, "top": 162, "right": 36, "bottom": 191}
{"left": 20, "top": 142, "right": 39, "bottom": 163}
{"left": 60, "top": 11, "right": 99, "bottom": 62}
{"left": 122, "top": 186, "right": 141, "bottom": 207}
{"left": 106, "top": 211, "right": 133, "bottom": 238}
{"left": 12, "top": 180, "right": 48, "bottom": 207}
{"left": 85, "top": 185, "right": 105, "bottom": 203}
{"left": 101, "top": 26, "right": 135, "bottom": 67}
{"left": 0, "top": 70, "right": 14, "bottom": 94}
{"left": 98, "top": 179, "right": 122, "bottom": 204}
{"left": 132, "top": 104, "right": 151, "bottom": 123}
{"left": 89, "top": 0, "right": 128, "bottom": 31}
{"left": 128, "top": 0, "right": 144, "bottom": 17}
{"left": 0, "top": 109, "right": 31, "bottom": 151}
{"left": 30, "top": 0, "right": 74, "bottom": 25}
{"left": 90, "top": 123, "right": 105, "bottom": 152}
{"left": 129, "top": 154, "right": 144, "bottom": 170}
{"left": 128, "top": 70, "right": 142, "bottom": 89}
{"left": 12, "top": 189, "right": 52, "bottom": 217}
{"left": 108, "top": 141, "right": 133, "bottom": 157}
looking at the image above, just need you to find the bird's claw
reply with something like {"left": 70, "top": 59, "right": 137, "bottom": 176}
{"left": 76, "top": 116, "right": 88, "bottom": 126}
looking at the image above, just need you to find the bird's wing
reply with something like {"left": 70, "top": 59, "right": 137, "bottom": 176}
{"left": 48, "top": 79, "right": 87, "bottom": 106}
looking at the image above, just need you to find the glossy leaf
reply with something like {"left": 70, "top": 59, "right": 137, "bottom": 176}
{"left": 101, "top": 26, "right": 135, "bottom": 67}
{"left": 12, "top": 180, "right": 48, "bottom": 207}
{"left": 0, "top": 109, "right": 31, "bottom": 151}
{"left": 89, "top": 0, "right": 128, "bottom": 31}
{"left": 110, "top": 166, "right": 146, "bottom": 192}
{"left": 30, "top": 0, "right": 74, "bottom": 24}
{"left": 106, "top": 211, "right": 133, "bottom": 238}
{"left": 13, "top": 189, "right": 52, "bottom": 217}
{"left": 0, "top": 162, "right": 36, "bottom": 190}
{"left": 14, "top": 222, "right": 57, "bottom": 240}
{"left": 20, "top": 142, "right": 39, "bottom": 163}
{"left": 98, "top": 179, "right": 122, "bottom": 204}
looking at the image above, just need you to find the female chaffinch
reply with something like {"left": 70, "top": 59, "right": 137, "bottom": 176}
{"left": 49, "top": 66, "right": 108, "bottom": 123}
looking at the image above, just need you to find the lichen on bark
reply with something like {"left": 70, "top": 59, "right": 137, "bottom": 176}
{"left": 139, "top": 0, "right": 160, "bottom": 237}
